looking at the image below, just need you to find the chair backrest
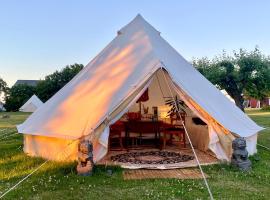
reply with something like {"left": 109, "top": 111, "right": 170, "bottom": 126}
{"left": 110, "top": 121, "right": 125, "bottom": 132}
{"left": 170, "top": 112, "right": 186, "bottom": 125}
{"left": 127, "top": 112, "right": 141, "bottom": 121}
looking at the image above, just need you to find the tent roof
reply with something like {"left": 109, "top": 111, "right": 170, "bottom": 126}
{"left": 17, "top": 14, "right": 263, "bottom": 139}
{"left": 20, "top": 95, "right": 43, "bottom": 111}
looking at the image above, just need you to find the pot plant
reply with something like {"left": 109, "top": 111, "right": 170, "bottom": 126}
{"left": 165, "top": 95, "right": 186, "bottom": 118}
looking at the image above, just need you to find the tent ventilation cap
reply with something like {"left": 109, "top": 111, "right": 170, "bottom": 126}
{"left": 117, "top": 30, "right": 122, "bottom": 35}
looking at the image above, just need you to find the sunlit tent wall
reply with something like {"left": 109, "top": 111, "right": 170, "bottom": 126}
{"left": 19, "top": 94, "right": 44, "bottom": 112}
{"left": 17, "top": 15, "right": 263, "bottom": 162}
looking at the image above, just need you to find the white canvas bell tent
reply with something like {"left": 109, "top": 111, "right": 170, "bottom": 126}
{"left": 17, "top": 14, "right": 263, "bottom": 162}
{"left": 19, "top": 94, "right": 44, "bottom": 112}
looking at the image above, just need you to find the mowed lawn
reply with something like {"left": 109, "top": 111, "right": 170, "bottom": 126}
{"left": 0, "top": 111, "right": 269, "bottom": 200}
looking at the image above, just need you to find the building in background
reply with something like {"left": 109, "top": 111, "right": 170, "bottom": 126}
{"left": 14, "top": 80, "right": 39, "bottom": 87}
{"left": 244, "top": 97, "right": 270, "bottom": 109}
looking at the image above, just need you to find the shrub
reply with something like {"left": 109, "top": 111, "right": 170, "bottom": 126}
{"left": 261, "top": 106, "right": 270, "bottom": 111}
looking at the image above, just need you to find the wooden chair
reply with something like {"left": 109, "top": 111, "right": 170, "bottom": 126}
{"left": 109, "top": 121, "right": 124, "bottom": 150}
{"left": 162, "top": 113, "right": 186, "bottom": 149}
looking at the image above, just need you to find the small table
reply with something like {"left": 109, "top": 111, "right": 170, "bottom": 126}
{"left": 122, "top": 120, "right": 164, "bottom": 149}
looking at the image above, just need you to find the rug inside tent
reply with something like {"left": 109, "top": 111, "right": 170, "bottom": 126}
{"left": 98, "top": 149, "right": 219, "bottom": 169}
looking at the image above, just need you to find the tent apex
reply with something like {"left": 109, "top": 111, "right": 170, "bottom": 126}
{"left": 119, "top": 14, "right": 161, "bottom": 36}
{"left": 135, "top": 13, "right": 143, "bottom": 19}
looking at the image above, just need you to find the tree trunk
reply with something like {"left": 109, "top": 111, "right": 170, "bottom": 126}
{"left": 222, "top": 75, "right": 245, "bottom": 112}
{"left": 233, "top": 95, "right": 245, "bottom": 112}
{"left": 228, "top": 92, "right": 245, "bottom": 112}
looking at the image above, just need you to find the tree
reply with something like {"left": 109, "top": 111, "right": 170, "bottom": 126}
{"left": 193, "top": 48, "right": 270, "bottom": 111}
{"left": 36, "top": 63, "right": 84, "bottom": 101}
{"left": 4, "top": 84, "right": 36, "bottom": 111}
{"left": 0, "top": 77, "right": 7, "bottom": 93}
{"left": 0, "top": 77, "right": 8, "bottom": 103}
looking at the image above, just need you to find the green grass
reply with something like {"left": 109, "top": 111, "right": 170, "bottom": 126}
{"left": 0, "top": 111, "right": 269, "bottom": 199}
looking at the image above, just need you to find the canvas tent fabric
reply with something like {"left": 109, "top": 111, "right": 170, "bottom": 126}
{"left": 17, "top": 15, "right": 263, "bottom": 162}
{"left": 19, "top": 95, "right": 44, "bottom": 112}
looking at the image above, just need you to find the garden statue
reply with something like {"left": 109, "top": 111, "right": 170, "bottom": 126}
{"left": 231, "top": 137, "right": 251, "bottom": 171}
{"left": 77, "top": 140, "right": 94, "bottom": 176}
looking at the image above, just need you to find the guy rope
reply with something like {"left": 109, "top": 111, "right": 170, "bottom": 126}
{"left": 0, "top": 140, "right": 77, "bottom": 199}
{"left": 161, "top": 68, "right": 214, "bottom": 200}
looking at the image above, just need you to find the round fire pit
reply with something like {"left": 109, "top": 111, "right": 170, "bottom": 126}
{"left": 111, "top": 151, "right": 194, "bottom": 165}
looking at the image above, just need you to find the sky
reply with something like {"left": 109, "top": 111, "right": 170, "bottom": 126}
{"left": 0, "top": 0, "right": 270, "bottom": 87}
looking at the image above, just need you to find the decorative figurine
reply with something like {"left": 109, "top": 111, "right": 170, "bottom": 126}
{"left": 76, "top": 140, "right": 94, "bottom": 176}
{"left": 231, "top": 138, "right": 252, "bottom": 171}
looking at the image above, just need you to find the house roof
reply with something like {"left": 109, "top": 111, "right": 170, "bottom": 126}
{"left": 14, "top": 80, "right": 39, "bottom": 87}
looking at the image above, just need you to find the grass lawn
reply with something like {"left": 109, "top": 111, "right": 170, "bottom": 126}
{"left": 0, "top": 111, "right": 269, "bottom": 199}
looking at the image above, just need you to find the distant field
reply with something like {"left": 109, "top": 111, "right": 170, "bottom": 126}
{"left": 0, "top": 111, "right": 269, "bottom": 199}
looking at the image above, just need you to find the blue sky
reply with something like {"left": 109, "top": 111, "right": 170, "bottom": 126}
{"left": 0, "top": 0, "right": 270, "bottom": 86}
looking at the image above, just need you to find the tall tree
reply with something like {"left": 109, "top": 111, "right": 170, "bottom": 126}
{"left": 0, "top": 77, "right": 7, "bottom": 93}
{"left": 193, "top": 48, "right": 270, "bottom": 111}
{"left": 0, "top": 77, "right": 8, "bottom": 102}
{"left": 36, "top": 63, "right": 83, "bottom": 101}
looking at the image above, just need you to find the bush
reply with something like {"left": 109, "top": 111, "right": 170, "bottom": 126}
{"left": 261, "top": 106, "right": 270, "bottom": 111}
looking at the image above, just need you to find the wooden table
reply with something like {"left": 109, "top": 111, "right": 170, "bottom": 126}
{"left": 121, "top": 120, "right": 168, "bottom": 149}
{"left": 111, "top": 120, "right": 183, "bottom": 150}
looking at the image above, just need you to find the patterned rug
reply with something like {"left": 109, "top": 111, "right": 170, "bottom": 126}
{"left": 98, "top": 149, "right": 219, "bottom": 169}
{"left": 111, "top": 151, "right": 194, "bottom": 165}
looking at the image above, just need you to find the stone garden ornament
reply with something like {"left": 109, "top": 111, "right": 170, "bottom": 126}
{"left": 77, "top": 140, "right": 94, "bottom": 176}
{"left": 231, "top": 137, "right": 252, "bottom": 171}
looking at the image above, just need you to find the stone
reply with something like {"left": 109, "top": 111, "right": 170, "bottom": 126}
{"left": 76, "top": 140, "right": 94, "bottom": 176}
{"left": 231, "top": 138, "right": 252, "bottom": 171}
